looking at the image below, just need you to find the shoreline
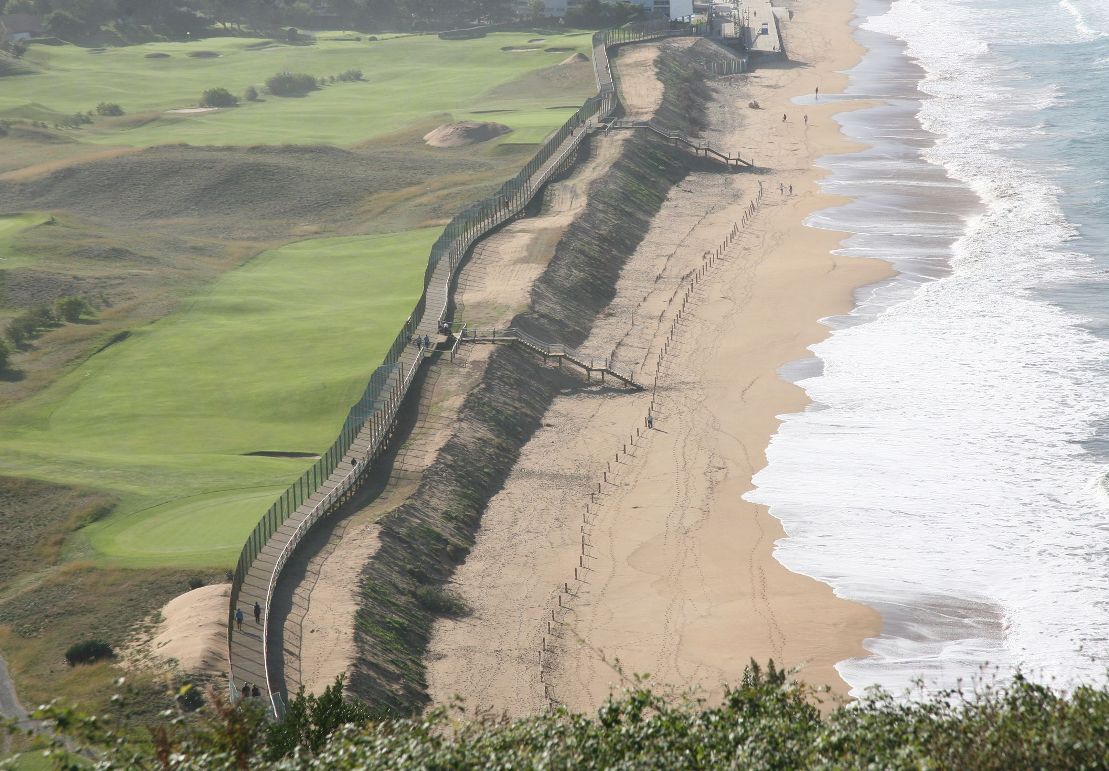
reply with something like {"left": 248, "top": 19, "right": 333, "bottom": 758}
{"left": 424, "top": 0, "right": 893, "bottom": 713}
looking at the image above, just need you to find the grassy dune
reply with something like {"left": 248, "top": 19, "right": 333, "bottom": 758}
{"left": 0, "top": 213, "right": 49, "bottom": 270}
{"left": 0, "top": 230, "right": 436, "bottom": 567}
{"left": 0, "top": 32, "right": 595, "bottom": 147}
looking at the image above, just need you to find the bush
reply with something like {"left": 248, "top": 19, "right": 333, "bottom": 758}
{"left": 43, "top": 10, "right": 84, "bottom": 41}
{"left": 199, "top": 88, "right": 238, "bottom": 108}
{"left": 176, "top": 682, "right": 205, "bottom": 712}
{"left": 0, "top": 338, "right": 10, "bottom": 371}
{"left": 337, "top": 69, "right": 363, "bottom": 82}
{"left": 95, "top": 102, "right": 124, "bottom": 116}
{"left": 64, "top": 640, "right": 113, "bottom": 666}
{"left": 244, "top": 85, "right": 259, "bottom": 102}
{"left": 412, "top": 585, "right": 471, "bottom": 617}
{"left": 54, "top": 296, "right": 92, "bottom": 323}
{"left": 265, "top": 71, "right": 317, "bottom": 96}
{"left": 187, "top": 576, "right": 206, "bottom": 590}
{"left": 5, "top": 306, "right": 56, "bottom": 347}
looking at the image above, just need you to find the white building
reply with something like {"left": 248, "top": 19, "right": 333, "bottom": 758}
{"left": 516, "top": 0, "right": 569, "bottom": 17}
{"left": 627, "top": 0, "right": 694, "bottom": 20}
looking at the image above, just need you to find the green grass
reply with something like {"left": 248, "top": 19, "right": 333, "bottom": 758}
{"left": 0, "top": 230, "right": 436, "bottom": 567}
{"left": 0, "top": 213, "right": 50, "bottom": 270}
{"left": 0, "top": 32, "right": 595, "bottom": 147}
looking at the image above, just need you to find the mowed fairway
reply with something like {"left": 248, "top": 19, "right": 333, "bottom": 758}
{"left": 0, "top": 32, "right": 596, "bottom": 147}
{"left": 0, "top": 230, "right": 436, "bottom": 567}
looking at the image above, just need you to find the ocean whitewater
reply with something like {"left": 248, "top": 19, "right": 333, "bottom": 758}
{"left": 748, "top": 0, "right": 1109, "bottom": 697}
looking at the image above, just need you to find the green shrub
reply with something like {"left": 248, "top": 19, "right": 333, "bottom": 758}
{"left": 265, "top": 71, "right": 317, "bottom": 96}
{"left": 337, "top": 69, "right": 363, "bottom": 82}
{"left": 412, "top": 585, "right": 471, "bottom": 617}
{"left": 64, "top": 639, "right": 113, "bottom": 666}
{"left": 0, "top": 338, "right": 10, "bottom": 371}
{"left": 5, "top": 305, "right": 56, "bottom": 347}
{"left": 187, "top": 576, "right": 206, "bottom": 590}
{"left": 199, "top": 88, "right": 238, "bottom": 108}
{"left": 54, "top": 296, "right": 92, "bottom": 323}
{"left": 95, "top": 102, "right": 124, "bottom": 116}
{"left": 244, "top": 85, "right": 259, "bottom": 102}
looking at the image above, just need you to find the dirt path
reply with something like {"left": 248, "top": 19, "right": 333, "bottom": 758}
{"left": 425, "top": 0, "right": 887, "bottom": 716}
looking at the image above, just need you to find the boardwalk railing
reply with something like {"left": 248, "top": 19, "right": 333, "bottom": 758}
{"left": 460, "top": 327, "right": 642, "bottom": 389}
{"left": 228, "top": 17, "right": 727, "bottom": 718}
{"left": 604, "top": 119, "right": 752, "bottom": 167}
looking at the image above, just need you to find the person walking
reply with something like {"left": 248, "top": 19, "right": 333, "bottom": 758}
{"left": 423, "top": 334, "right": 431, "bottom": 350}
{"left": 779, "top": 182, "right": 784, "bottom": 195}
{"left": 803, "top": 114, "right": 808, "bottom": 126}
{"left": 646, "top": 413, "right": 654, "bottom": 430}
{"left": 251, "top": 684, "right": 261, "bottom": 699}
{"left": 782, "top": 113, "right": 787, "bottom": 122}
{"left": 815, "top": 85, "right": 820, "bottom": 99}
{"left": 235, "top": 607, "right": 244, "bottom": 631}
{"left": 789, "top": 184, "right": 793, "bottom": 195}
{"left": 240, "top": 682, "right": 251, "bottom": 700}
{"left": 253, "top": 601, "right": 261, "bottom": 624}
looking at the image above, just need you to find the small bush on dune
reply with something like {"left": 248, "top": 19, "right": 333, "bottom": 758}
{"left": 0, "top": 338, "right": 10, "bottom": 371}
{"left": 265, "top": 71, "right": 317, "bottom": 96}
{"left": 54, "top": 296, "right": 93, "bottom": 322}
{"left": 412, "top": 585, "right": 471, "bottom": 616}
{"left": 199, "top": 87, "right": 238, "bottom": 108}
{"left": 64, "top": 640, "right": 113, "bottom": 666}
{"left": 337, "top": 69, "right": 363, "bottom": 82}
{"left": 95, "top": 102, "right": 124, "bottom": 116}
{"left": 244, "top": 85, "right": 259, "bottom": 102}
{"left": 187, "top": 576, "right": 205, "bottom": 590}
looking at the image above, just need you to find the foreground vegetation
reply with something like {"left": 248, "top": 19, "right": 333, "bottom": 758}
{"left": 16, "top": 663, "right": 1109, "bottom": 769}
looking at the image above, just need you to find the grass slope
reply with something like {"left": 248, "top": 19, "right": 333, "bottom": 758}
{"left": 0, "top": 33, "right": 596, "bottom": 148}
{"left": 0, "top": 230, "right": 435, "bottom": 567}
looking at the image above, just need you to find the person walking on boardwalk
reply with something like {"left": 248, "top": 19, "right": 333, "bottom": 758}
{"left": 240, "top": 682, "right": 251, "bottom": 700}
{"left": 423, "top": 334, "right": 431, "bottom": 350}
{"left": 252, "top": 684, "right": 261, "bottom": 699}
{"left": 235, "top": 607, "right": 244, "bottom": 632}
{"left": 254, "top": 601, "right": 261, "bottom": 624}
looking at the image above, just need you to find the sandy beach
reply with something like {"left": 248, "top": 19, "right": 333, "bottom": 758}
{"left": 425, "top": 0, "right": 889, "bottom": 714}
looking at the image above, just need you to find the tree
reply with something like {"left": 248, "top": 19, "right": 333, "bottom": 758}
{"left": 263, "top": 676, "right": 374, "bottom": 760}
{"left": 44, "top": 10, "right": 87, "bottom": 40}
{"left": 527, "top": 0, "right": 546, "bottom": 22}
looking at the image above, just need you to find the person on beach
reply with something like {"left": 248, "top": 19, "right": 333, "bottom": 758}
{"left": 235, "top": 607, "right": 244, "bottom": 631}
{"left": 815, "top": 85, "right": 819, "bottom": 99}
{"left": 646, "top": 414, "right": 654, "bottom": 430}
{"left": 779, "top": 182, "right": 785, "bottom": 195}
{"left": 789, "top": 184, "right": 793, "bottom": 195}
{"left": 782, "top": 113, "right": 787, "bottom": 122}
{"left": 803, "top": 114, "right": 808, "bottom": 125}
{"left": 253, "top": 601, "right": 261, "bottom": 624}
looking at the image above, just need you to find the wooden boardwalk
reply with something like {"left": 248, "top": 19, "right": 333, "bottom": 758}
{"left": 460, "top": 327, "right": 642, "bottom": 390}
{"left": 603, "top": 119, "right": 753, "bottom": 168}
{"left": 228, "top": 100, "right": 612, "bottom": 718}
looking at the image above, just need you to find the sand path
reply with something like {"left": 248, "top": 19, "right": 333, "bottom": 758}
{"left": 427, "top": 0, "right": 887, "bottom": 716}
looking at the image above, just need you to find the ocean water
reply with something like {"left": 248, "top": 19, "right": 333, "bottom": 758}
{"left": 749, "top": 0, "right": 1109, "bottom": 696}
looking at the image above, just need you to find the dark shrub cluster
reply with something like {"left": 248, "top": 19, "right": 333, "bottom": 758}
{"left": 199, "top": 87, "right": 238, "bottom": 108}
{"left": 64, "top": 639, "right": 113, "bottom": 666}
{"left": 265, "top": 71, "right": 317, "bottom": 96}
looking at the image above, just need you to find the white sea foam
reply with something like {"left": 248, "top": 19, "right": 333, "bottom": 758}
{"left": 1060, "top": 0, "right": 1109, "bottom": 39}
{"left": 746, "top": 0, "right": 1109, "bottom": 697}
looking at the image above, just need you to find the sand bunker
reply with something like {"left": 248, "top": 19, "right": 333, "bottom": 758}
{"left": 144, "top": 52, "right": 170, "bottom": 59}
{"left": 146, "top": 584, "right": 229, "bottom": 675}
{"left": 560, "top": 53, "right": 589, "bottom": 65}
{"left": 423, "top": 121, "right": 511, "bottom": 148}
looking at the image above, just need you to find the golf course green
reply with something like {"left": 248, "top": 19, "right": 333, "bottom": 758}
{"left": 0, "top": 32, "right": 596, "bottom": 147}
{"left": 0, "top": 230, "right": 437, "bottom": 567}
